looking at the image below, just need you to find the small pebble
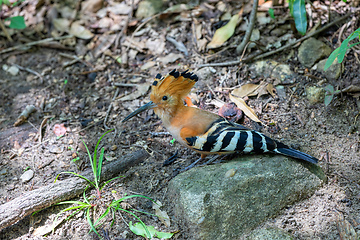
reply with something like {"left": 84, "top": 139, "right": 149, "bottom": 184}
{"left": 49, "top": 145, "right": 64, "bottom": 154}
{"left": 20, "top": 170, "right": 34, "bottom": 183}
{"left": 225, "top": 168, "right": 236, "bottom": 178}
{"left": 0, "top": 169, "right": 7, "bottom": 175}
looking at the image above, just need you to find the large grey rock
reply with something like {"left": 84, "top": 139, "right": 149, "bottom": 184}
{"left": 298, "top": 38, "right": 332, "bottom": 68}
{"left": 246, "top": 227, "right": 294, "bottom": 240}
{"left": 168, "top": 155, "right": 324, "bottom": 240}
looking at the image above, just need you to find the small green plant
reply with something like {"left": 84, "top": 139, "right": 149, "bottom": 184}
{"left": 324, "top": 84, "right": 341, "bottom": 106}
{"left": 54, "top": 130, "right": 174, "bottom": 239}
{"left": 288, "top": 0, "right": 307, "bottom": 35}
{"left": 1, "top": 0, "right": 26, "bottom": 30}
{"left": 324, "top": 27, "right": 360, "bottom": 70}
{"left": 268, "top": 8, "right": 275, "bottom": 19}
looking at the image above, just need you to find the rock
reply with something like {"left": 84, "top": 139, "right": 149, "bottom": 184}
{"left": 298, "top": 38, "right": 332, "bottom": 68}
{"left": 249, "top": 60, "right": 294, "bottom": 83}
{"left": 306, "top": 86, "right": 325, "bottom": 104}
{"left": 316, "top": 59, "right": 343, "bottom": 81}
{"left": 247, "top": 227, "right": 294, "bottom": 240}
{"left": 168, "top": 155, "right": 324, "bottom": 240}
{"left": 20, "top": 170, "right": 34, "bottom": 183}
{"left": 135, "top": 0, "right": 163, "bottom": 19}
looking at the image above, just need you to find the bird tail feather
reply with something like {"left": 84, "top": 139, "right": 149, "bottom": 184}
{"left": 275, "top": 148, "right": 318, "bottom": 164}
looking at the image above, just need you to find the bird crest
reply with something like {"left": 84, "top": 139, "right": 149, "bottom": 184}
{"left": 151, "top": 69, "right": 198, "bottom": 100}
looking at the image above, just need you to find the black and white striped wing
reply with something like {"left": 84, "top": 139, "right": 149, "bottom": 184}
{"left": 185, "top": 118, "right": 278, "bottom": 154}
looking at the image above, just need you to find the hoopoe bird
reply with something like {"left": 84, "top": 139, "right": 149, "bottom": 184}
{"left": 122, "top": 69, "right": 318, "bottom": 166}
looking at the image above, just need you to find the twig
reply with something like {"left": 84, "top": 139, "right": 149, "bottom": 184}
{"left": 236, "top": 0, "right": 258, "bottom": 55}
{"left": 0, "top": 35, "right": 73, "bottom": 54}
{"left": 13, "top": 64, "right": 43, "bottom": 83}
{"left": 0, "top": 19, "right": 12, "bottom": 42}
{"left": 114, "top": 0, "right": 134, "bottom": 49}
{"left": 198, "top": 12, "right": 354, "bottom": 68}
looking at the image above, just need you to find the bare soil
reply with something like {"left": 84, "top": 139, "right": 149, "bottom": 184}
{"left": 0, "top": 1, "right": 360, "bottom": 239}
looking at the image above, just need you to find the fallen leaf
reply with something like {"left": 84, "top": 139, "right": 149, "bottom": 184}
{"left": 232, "top": 84, "right": 260, "bottom": 97}
{"left": 207, "top": 9, "right": 243, "bottom": 49}
{"left": 52, "top": 18, "right": 70, "bottom": 32}
{"left": 93, "top": 34, "right": 117, "bottom": 57}
{"left": 141, "top": 61, "right": 156, "bottom": 70}
{"left": 119, "top": 83, "right": 150, "bottom": 101}
{"left": 69, "top": 21, "right": 94, "bottom": 39}
{"left": 158, "top": 53, "right": 184, "bottom": 64}
{"left": 53, "top": 123, "right": 67, "bottom": 137}
{"left": 166, "top": 36, "right": 188, "bottom": 56}
{"left": 218, "top": 102, "right": 243, "bottom": 122}
{"left": 153, "top": 200, "right": 171, "bottom": 227}
{"left": 266, "top": 83, "right": 277, "bottom": 98}
{"left": 229, "top": 94, "right": 261, "bottom": 123}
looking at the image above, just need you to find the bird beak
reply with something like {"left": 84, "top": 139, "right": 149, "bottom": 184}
{"left": 122, "top": 101, "right": 157, "bottom": 122}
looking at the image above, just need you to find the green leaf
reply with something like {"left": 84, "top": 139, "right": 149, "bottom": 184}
{"left": 129, "top": 221, "right": 174, "bottom": 239}
{"left": 324, "top": 84, "right": 334, "bottom": 93}
{"left": 337, "top": 38, "right": 349, "bottom": 63}
{"left": 292, "top": 0, "right": 307, "bottom": 35}
{"left": 1, "top": 0, "right": 11, "bottom": 5}
{"left": 268, "top": 8, "right": 275, "bottom": 19}
{"left": 8, "top": 16, "right": 26, "bottom": 29}
{"left": 288, "top": 0, "right": 294, "bottom": 15}
{"left": 324, "top": 47, "right": 340, "bottom": 70}
{"left": 324, "top": 94, "right": 333, "bottom": 106}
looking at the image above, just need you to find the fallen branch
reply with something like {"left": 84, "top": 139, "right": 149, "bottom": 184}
{"left": 0, "top": 149, "right": 150, "bottom": 232}
{"left": 235, "top": 0, "right": 258, "bottom": 55}
{"left": 0, "top": 35, "right": 73, "bottom": 55}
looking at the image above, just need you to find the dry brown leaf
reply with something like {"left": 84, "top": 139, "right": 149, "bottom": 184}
{"left": 52, "top": 18, "right": 70, "bottom": 32}
{"left": 266, "top": 83, "right": 277, "bottom": 98}
{"left": 69, "top": 21, "right": 94, "bottom": 39}
{"left": 229, "top": 94, "right": 261, "bottom": 123}
{"left": 119, "top": 83, "right": 150, "bottom": 101}
{"left": 207, "top": 8, "right": 243, "bottom": 49}
{"left": 158, "top": 53, "right": 184, "bottom": 64}
{"left": 232, "top": 84, "right": 260, "bottom": 97}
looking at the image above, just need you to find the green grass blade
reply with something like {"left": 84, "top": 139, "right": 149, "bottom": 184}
{"left": 120, "top": 209, "right": 152, "bottom": 238}
{"left": 111, "top": 194, "right": 156, "bottom": 206}
{"left": 338, "top": 38, "right": 349, "bottom": 63}
{"left": 97, "top": 147, "right": 105, "bottom": 182}
{"left": 86, "top": 208, "right": 102, "bottom": 239}
{"left": 94, "top": 129, "right": 114, "bottom": 169}
{"left": 100, "top": 176, "right": 124, "bottom": 191}
{"left": 55, "top": 171, "right": 96, "bottom": 188}
{"left": 81, "top": 139, "right": 98, "bottom": 189}
{"left": 93, "top": 207, "right": 111, "bottom": 227}
{"left": 324, "top": 47, "right": 340, "bottom": 70}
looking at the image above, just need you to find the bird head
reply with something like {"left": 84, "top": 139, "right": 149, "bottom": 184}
{"left": 122, "top": 69, "right": 198, "bottom": 122}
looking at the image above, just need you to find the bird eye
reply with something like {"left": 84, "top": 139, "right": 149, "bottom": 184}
{"left": 162, "top": 96, "right": 168, "bottom": 101}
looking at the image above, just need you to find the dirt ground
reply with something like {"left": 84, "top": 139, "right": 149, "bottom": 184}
{"left": 1, "top": 1, "right": 360, "bottom": 240}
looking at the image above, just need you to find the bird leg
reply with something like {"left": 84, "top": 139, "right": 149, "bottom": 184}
{"left": 200, "top": 154, "right": 224, "bottom": 166}
{"left": 183, "top": 154, "right": 207, "bottom": 171}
